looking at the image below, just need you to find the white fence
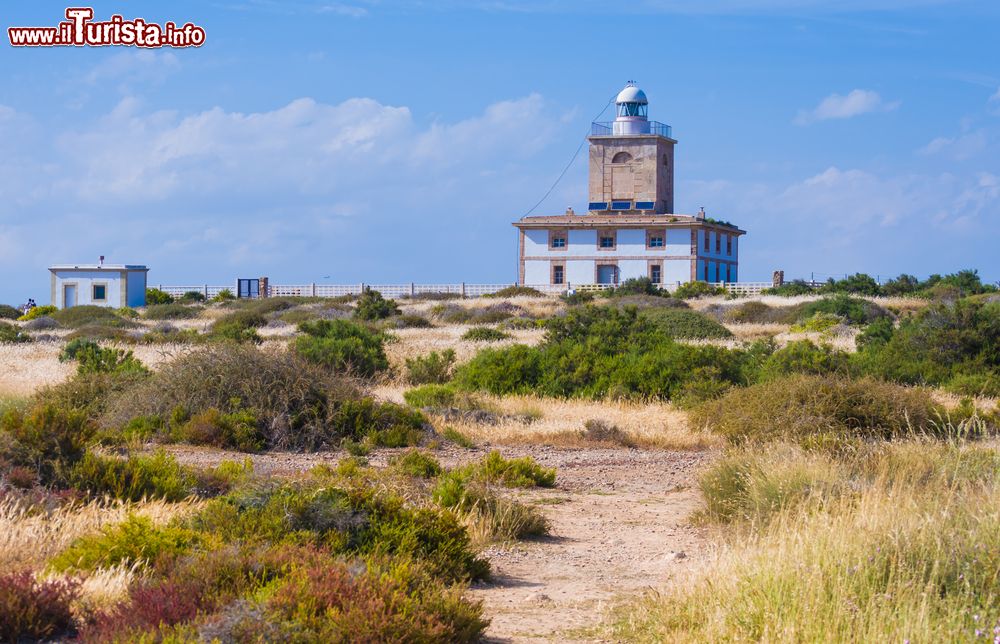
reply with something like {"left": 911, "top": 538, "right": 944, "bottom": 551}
{"left": 154, "top": 281, "right": 785, "bottom": 299}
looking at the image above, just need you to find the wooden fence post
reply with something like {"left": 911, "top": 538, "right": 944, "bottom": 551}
{"left": 410, "top": 282, "right": 415, "bottom": 297}
{"left": 461, "top": 282, "right": 466, "bottom": 298}
{"left": 311, "top": 283, "right": 316, "bottom": 297}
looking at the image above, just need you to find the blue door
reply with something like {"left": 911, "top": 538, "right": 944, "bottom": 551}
{"left": 63, "top": 284, "right": 77, "bottom": 308}
{"left": 597, "top": 265, "right": 618, "bottom": 285}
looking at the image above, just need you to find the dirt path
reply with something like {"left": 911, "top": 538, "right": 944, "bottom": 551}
{"left": 164, "top": 444, "right": 712, "bottom": 643}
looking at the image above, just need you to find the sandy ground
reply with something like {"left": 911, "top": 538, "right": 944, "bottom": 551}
{"left": 162, "top": 443, "right": 712, "bottom": 643}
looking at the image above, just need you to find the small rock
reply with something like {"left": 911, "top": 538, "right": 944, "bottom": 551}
{"left": 672, "top": 551, "right": 688, "bottom": 561}
{"left": 525, "top": 593, "right": 553, "bottom": 605}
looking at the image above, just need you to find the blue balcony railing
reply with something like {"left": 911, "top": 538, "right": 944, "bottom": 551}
{"left": 591, "top": 121, "right": 672, "bottom": 138}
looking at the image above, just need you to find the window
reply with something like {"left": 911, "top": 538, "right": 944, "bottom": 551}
{"left": 552, "top": 264, "right": 565, "bottom": 285}
{"left": 549, "top": 230, "right": 567, "bottom": 250}
{"left": 704, "top": 231, "right": 710, "bottom": 251}
{"left": 646, "top": 228, "right": 665, "bottom": 249}
{"left": 598, "top": 230, "right": 616, "bottom": 250}
{"left": 92, "top": 284, "right": 107, "bottom": 301}
{"left": 703, "top": 262, "right": 709, "bottom": 281}
{"left": 715, "top": 234, "right": 721, "bottom": 253}
{"left": 611, "top": 151, "right": 633, "bottom": 164}
{"left": 726, "top": 264, "right": 732, "bottom": 282}
{"left": 650, "top": 264, "right": 662, "bottom": 284}
{"left": 726, "top": 235, "right": 733, "bottom": 255}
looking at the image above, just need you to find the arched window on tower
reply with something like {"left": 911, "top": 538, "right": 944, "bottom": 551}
{"left": 611, "top": 151, "right": 633, "bottom": 164}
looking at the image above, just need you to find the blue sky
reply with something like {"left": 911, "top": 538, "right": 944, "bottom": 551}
{"left": 1, "top": 0, "right": 998, "bottom": 302}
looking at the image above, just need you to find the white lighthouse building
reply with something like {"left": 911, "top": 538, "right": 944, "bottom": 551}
{"left": 513, "top": 82, "right": 745, "bottom": 287}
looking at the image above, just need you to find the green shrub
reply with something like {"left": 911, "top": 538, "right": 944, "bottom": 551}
{"left": 100, "top": 345, "right": 364, "bottom": 451}
{"left": 461, "top": 326, "right": 512, "bottom": 342}
{"left": 175, "top": 408, "right": 265, "bottom": 452}
{"left": 211, "top": 288, "right": 236, "bottom": 302}
{"left": 818, "top": 273, "right": 883, "bottom": 296}
{"left": 758, "top": 340, "right": 850, "bottom": 380}
{"left": 330, "top": 399, "right": 427, "bottom": 448}
{"left": 58, "top": 339, "right": 148, "bottom": 375}
{"left": 856, "top": 317, "right": 895, "bottom": 351}
{"left": 69, "top": 450, "right": 197, "bottom": 501}
{"left": 440, "top": 450, "right": 556, "bottom": 489}
{"left": 640, "top": 308, "right": 733, "bottom": 339}
{"left": 673, "top": 281, "right": 725, "bottom": 299}
{"left": 0, "top": 403, "right": 93, "bottom": 486}
{"left": 51, "top": 305, "right": 136, "bottom": 329}
{"left": 405, "top": 349, "right": 457, "bottom": 385}
{"left": 393, "top": 314, "right": 434, "bottom": 328}
{"left": 797, "top": 294, "right": 888, "bottom": 326}
{"left": 17, "top": 305, "right": 57, "bottom": 321}
{"left": 143, "top": 303, "right": 201, "bottom": 320}
{"left": 441, "top": 426, "right": 474, "bottom": 448}
{"left": 484, "top": 285, "right": 545, "bottom": 298}
{"left": 945, "top": 371, "right": 1000, "bottom": 398}
{"left": 790, "top": 312, "right": 842, "bottom": 333}
{"left": 855, "top": 299, "right": 1000, "bottom": 386}
{"left": 561, "top": 290, "right": 595, "bottom": 305}
{"left": 606, "top": 277, "right": 666, "bottom": 297}
{"left": 0, "top": 321, "right": 31, "bottom": 344}
{"left": 293, "top": 319, "right": 389, "bottom": 377}
{"left": 146, "top": 288, "right": 174, "bottom": 305}
{"left": 402, "top": 384, "right": 487, "bottom": 414}
{"left": 763, "top": 280, "right": 815, "bottom": 296}
{"left": 50, "top": 515, "right": 200, "bottom": 572}
{"left": 0, "top": 304, "right": 20, "bottom": 319}
{"left": 354, "top": 290, "right": 399, "bottom": 321}
{"left": 391, "top": 449, "right": 443, "bottom": 478}
{"left": 690, "top": 374, "right": 943, "bottom": 446}
{"left": 0, "top": 570, "right": 79, "bottom": 643}
{"left": 180, "top": 291, "right": 206, "bottom": 302}
{"left": 115, "top": 306, "right": 139, "bottom": 319}
{"left": 455, "top": 306, "right": 753, "bottom": 400}
{"left": 210, "top": 310, "right": 266, "bottom": 343}
{"left": 263, "top": 556, "right": 488, "bottom": 642}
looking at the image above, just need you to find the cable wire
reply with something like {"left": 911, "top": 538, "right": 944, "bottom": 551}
{"left": 521, "top": 94, "right": 616, "bottom": 218}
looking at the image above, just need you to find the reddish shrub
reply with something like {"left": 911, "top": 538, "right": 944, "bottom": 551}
{"left": 79, "top": 577, "right": 210, "bottom": 643}
{"left": 0, "top": 570, "right": 79, "bottom": 642}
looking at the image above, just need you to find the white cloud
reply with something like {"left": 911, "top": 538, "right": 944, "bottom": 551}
{"left": 794, "top": 89, "right": 899, "bottom": 125}
{"left": 919, "top": 130, "right": 988, "bottom": 160}
{"left": 991, "top": 87, "right": 1000, "bottom": 103}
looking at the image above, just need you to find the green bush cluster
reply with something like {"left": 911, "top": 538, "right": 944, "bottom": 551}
{"left": 0, "top": 304, "right": 21, "bottom": 319}
{"left": 50, "top": 305, "right": 136, "bottom": 329}
{"left": 672, "top": 281, "right": 725, "bottom": 299}
{"left": 210, "top": 310, "right": 266, "bottom": 343}
{"left": 640, "top": 307, "right": 733, "bottom": 339}
{"left": 796, "top": 294, "right": 888, "bottom": 326}
{"left": 58, "top": 339, "right": 148, "bottom": 375}
{"left": 353, "top": 289, "right": 400, "bottom": 321}
{"left": 484, "top": 285, "right": 545, "bottom": 298}
{"left": 767, "top": 270, "right": 997, "bottom": 299}
{"left": 405, "top": 349, "right": 457, "bottom": 385}
{"left": 293, "top": 318, "right": 389, "bottom": 377}
{"left": 145, "top": 288, "right": 175, "bottom": 305}
{"left": 0, "top": 321, "right": 31, "bottom": 344}
{"left": 461, "top": 326, "right": 513, "bottom": 342}
{"left": 68, "top": 450, "right": 197, "bottom": 502}
{"left": 454, "top": 305, "right": 754, "bottom": 401}
{"left": 143, "top": 303, "right": 202, "bottom": 320}
{"left": 605, "top": 277, "right": 667, "bottom": 298}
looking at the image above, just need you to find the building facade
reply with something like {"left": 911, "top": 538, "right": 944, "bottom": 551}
{"left": 514, "top": 82, "right": 745, "bottom": 287}
{"left": 49, "top": 263, "right": 148, "bottom": 309}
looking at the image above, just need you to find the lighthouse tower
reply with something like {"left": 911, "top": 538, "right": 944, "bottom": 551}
{"left": 588, "top": 81, "right": 676, "bottom": 214}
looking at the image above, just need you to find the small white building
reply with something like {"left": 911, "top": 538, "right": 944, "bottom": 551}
{"left": 514, "top": 82, "right": 745, "bottom": 288}
{"left": 49, "top": 264, "right": 149, "bottom": 309}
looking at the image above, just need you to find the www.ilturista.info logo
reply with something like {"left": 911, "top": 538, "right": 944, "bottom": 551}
{"left": 8, "top": 8, "right": 205, "bottom": 48}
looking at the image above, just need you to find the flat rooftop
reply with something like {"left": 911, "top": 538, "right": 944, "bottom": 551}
{"left": 49, "top": 264, "right": 148, "bottom": 271}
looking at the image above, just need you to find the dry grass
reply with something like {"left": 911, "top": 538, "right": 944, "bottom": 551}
{"left": 400, "top": 295, "right": 563, "bottom": 320}
{"left": 372, "top": 386, "right": 717, "bottom": 450}
{"left": 0, "top": 497, "right": 200, "bottom": 571}
{"left": 614, "top": 441, "right": 1000, "bottom": 642}
{"left": 384, "top": 326, "right": 545, "bottom": 376}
